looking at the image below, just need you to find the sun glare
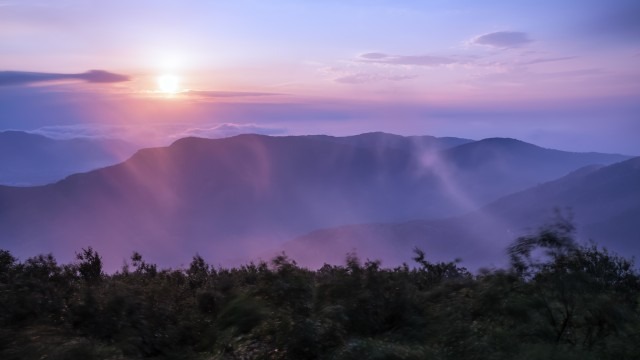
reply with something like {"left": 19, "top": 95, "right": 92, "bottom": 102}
{"left": 157, "top": 74, "right": 181, "bottom": 94}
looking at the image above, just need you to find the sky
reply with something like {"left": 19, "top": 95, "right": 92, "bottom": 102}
{"left": 1, "top": 0, "right": 639, "bottom": 153}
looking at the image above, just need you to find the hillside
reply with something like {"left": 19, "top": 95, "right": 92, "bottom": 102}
{"left": 283, "top": 157, "right": 640, "bottom": 270}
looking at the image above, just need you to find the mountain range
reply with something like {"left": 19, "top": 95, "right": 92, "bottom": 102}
{"left": 0, "top": 132, "right": 634, "bottom": 270}
{"left": 0, "top": 131, "right": 138, "bottom": 186}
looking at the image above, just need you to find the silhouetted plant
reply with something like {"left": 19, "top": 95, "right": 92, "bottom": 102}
{"left": 1, "top": 224, "right": 639, "bottom": 360}
{"left": 75, "top": 247, "right": 103, "bottom": 285}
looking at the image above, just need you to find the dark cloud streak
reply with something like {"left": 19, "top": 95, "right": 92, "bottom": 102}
{"left": 0, "top": 70, "right": 129, "bottom": 86}
{"left": 472, "top": 31, "right": 532, "bottom": 48}
{"left": 520, "top": 56, "right": 577, "bottom": 65}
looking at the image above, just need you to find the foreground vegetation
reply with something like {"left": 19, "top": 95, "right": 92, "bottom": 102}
{"left": 1, "top": 221, "right": 639, "bottom": 359}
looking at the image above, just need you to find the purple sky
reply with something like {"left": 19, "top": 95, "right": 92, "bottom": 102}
{"left": 1, "top": 0, "right": 639, "bottom": 154}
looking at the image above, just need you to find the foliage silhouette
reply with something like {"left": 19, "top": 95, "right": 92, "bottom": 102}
{"left": 1, "top": 223, "right": 639, "bottom": 359}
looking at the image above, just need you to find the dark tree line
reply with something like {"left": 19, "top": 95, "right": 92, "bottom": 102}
{"left": 1, "top": 222, "right": 640, "bottom": 359}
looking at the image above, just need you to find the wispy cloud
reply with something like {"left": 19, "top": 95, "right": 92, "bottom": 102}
{"left": 474, "top": 67, "right": 606, "bottom": 87}
{"left": 471, "top": 31, "right": 533, "bottom": 49}
{"left": 321, "top": 65, "right": 418, "bottom": 84}
{"left": 359, "top": 53, "right": 457, "bottom": 66}
{"left": 0, "top": 70, "right": 129, "bottom": 86}
{"left": 185, "top": 90, "right": 283, "bottom": 98}
{"left": 334, "top": 73, "right": 417, "bottom": 84}
{"left": 519, "top": 56, "right": 577, "bottom": 65}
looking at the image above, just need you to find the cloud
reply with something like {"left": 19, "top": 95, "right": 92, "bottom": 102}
{"left": 28, "top": 124, "right": 135, "bottom": 140}
{"left": 78, "top": 70, "right": 129, "bottom": 83}
{"left": 359, "top": 53, "right": 457, "bottom": 66}
{"left": 185, "top": 90, "right": 283, "bottom": 98}
{"left": 474, "top": 67, "right": 606, "bottom": 87}
{"left": 519, "top": 56, "right": 577, "bottom": 65}
{"left": 472, "top": 31, "right": 533, "bottom": 48}
{"left": 360, "top": 53, "right": 388, "bottom": 60}
{"left": 322, "top": 65, "right": 418, "bottom": 84}
{"left": 169, "top": 123, "right": 286, "bottom": 139}
{"left": 28, "top": 122, "right": 287, "bottom": 145}
{"left": 334, "top": 73, "right": 418, "bottom": 84}
{"left": 0, "top": 70, "right": 129, "bottom": 86}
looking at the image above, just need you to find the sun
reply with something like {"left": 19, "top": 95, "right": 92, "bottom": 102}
{"left": 157, "top": 74, "right": 181, "bottom": 94}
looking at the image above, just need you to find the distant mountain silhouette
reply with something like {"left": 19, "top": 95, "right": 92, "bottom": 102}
{"left": 0, "top": 133, "right": 631, "bottom": 269}
{"left": 438, "top": 137, "right": 631, "bottom": 203}
{"left": 283, "top": 157, "right": 640, "bottom": 270}
{"left": 0, "top": 131, "right": 138, "bottom": 186}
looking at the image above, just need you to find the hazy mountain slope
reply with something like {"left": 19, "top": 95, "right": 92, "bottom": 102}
{"left": 0, "top": 131, "right": 138, "bottom": 186}
{"left": 485, "top": 157, "right": 640, "bottom": 254}
{"left": 283, "top": 157, "right": 640, "bottom": 270}
{"left": 439, "top": 137, "right": 631, "bottom": 203}
{"left": 0, "top": 134, "right": 630, "bottom": 269}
